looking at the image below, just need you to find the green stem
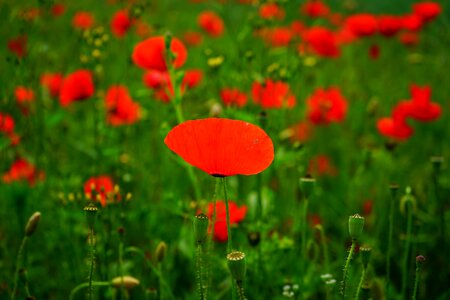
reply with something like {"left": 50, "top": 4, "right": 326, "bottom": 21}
{"left": 158, "top": 263, "right": 163, "bottom": 300}
{"left": 222, "top": 177, "right": 233, "bottom": 253}
{"left": 119, "top": 239, "right": 124, "bottom": 300}
{"left": 355, "top": 267, "right": 366, "bottom": 300}
{"left": 236, "top": 280, "right": 247, "bottom": 300}
{"left": 412, "top": 264, "right": 420, "bottom": 300}
{"left": 317, "top": 225, "right": 330, "bottom": 274}
{"left": 401, "top": 203, "right": 413, "bottom": 298}
{"left": 386, "top": 190, "right": 395, "bottom": 297}
{"left": 341, "top": 239, "right": 356, "bottom": 300}
{"left": 301, "top": 198, "right": 309, "bottom": 261}
{"left": 196, "top": 243, "right": 204, "bottom": 300}
{"left": 11, "top": 236, "right": 28, "bottom": 300}
{"left": 69, "top": 281, "right": 111, "bottom": 300}
{"left": 205, "top": 179, "right": 220, "bottom": 299}
{"left": 88, "top": 227, "right": 96, "bottom": 300}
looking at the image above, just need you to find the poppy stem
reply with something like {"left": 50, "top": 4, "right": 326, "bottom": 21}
{"left": 386, "top": 187, "right": 396, "bottom": 298}
{"left": 222, "top": 177, "right": 233, "bottom": 253}
{"left": 11, "top": 236, "right": 28, "bottom": 300}
{"left": 401, "top": 201, "right": 414, "bottom": 298}
{"left": 354, "top": 266, "right": 366, "bottom": 300}
{"left": 88, "top": 226, "right": 96, "bottom": 300}
{"left": 69, "top": 281, "right": 111, "bottom": 300}
{"left": 341, "top": 239, "right": 356, "bottom": 300}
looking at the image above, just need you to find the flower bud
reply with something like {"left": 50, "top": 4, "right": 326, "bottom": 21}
{"left": 83, "top": 203, "right": 98, "bottom": 228}
{"left": 193, "top": 213, "right": 209, "bottom": 245}
{"left": 348, "top": 214, "right": 364, "bottom": 240}
{"left": 25, "top": 212, "right": 41, "bottom": 237}
{"left": 111, "top": 276, "right": 140, "bottom": 289}
{"left": 247, "top": 231, "right": 261, "bottom": 247}
{"left": 360, "top": 246, "right": 372, "bottom": 269}
{"left": 227, "top": 251, "right": 246, "bottom": 282}
{"left": 155, "top": 241, "right": 167, "bottom": 263}
{"left": 300, "top": 176, "right": 316, "bottom": 199}
{"left": 416, "top": 255, "right": 426, "bottom": 268}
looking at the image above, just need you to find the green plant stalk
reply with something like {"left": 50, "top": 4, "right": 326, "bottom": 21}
{"left": 341, "top": 239, "right": 356, "bottom": 300}
{"left": 236, "top": 280, "right": 247, "bottom": 300}
{"left": 196, "top": 243, "right": 205, "bottom": 300}
{"left": 11, "top": 236, "right": 28, "bottom": 300}
{"left": 401, "top": 203, "right": 413, "bottom": 298}
{"left": 412, "top": 263, "right": 421, "bottom": 300}
{"left": 205, "top": 179, "right": 220, "bottom": 299}
{"left": 88, "top": 227, "right": 96, "bottom": 300}
{"left": 119, "top": 239, "right": 125, "bottom": 300}
{"left": 432, "top": 174, "right": 445, "bottom": 244}
{"left": 158, "top": 263, "right": 163, "bottom": 300}
{"left": 69, "top": 281, "right": 111, "bottom": 300}
{"left": 222, "top": 177, "right": 233, "bottom": 254}
{"left": 355, "top": 267, "right": 366, "bottom": 300}
{"left": 386, "top": 191, "right": 395, "bottom": 297}
{"left": 301, "top": 198, "right": 309, "bottom": 265}
{"left": 318, "top": 226, "right": 330, "bottom": 274}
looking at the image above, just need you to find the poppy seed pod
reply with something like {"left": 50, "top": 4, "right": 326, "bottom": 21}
{"left": 111, "top": 276, "right": 140, "bottom": 289}
{"left": 227, "top": 251, "right": 246, "bottom": 282}
{"left": 83, "top": 203, "right": 98, "bottom": 228}
{"left": 360, "top": 246, "right": 372, "bottom": 268}
{"left": 348, "top": 214, "right": 364, "bottom": 240}
{"left": 25, "top": 212, "right": 41, "bottom": 237}
{"left": 300, "top": 176, "right": 316, "bottom": 199}
{"left": 194, "top": 213, "right": 209, "bottom": 244}
{"left": 155, "top": 241, "right": 167, "bottom": 263}
{"left": 389, "top": 184, "right": 399, "bottom": 198}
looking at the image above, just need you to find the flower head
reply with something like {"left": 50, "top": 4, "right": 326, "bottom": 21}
{"left": 84, "top": 176, "right": 114, "bottom": 207}
{"left": 111, "top": 10, "right": 134, "bottom": 38}
{"left": 59, "top": 70, "right": 94, "bottom": 107}
{"left": 206, "top": 200, "right": 247, "bottom": 241}
{"left": 198, "top": 11, "right": 224, "bottom": 37}
{"left": 252, "top": 79, "right": 296, "bottom": 109}
{"left": 105, "top": 85, "right": 141, "bottom": 126}
{"left": 306, "top": 87, "right": 348, "bottom": 125}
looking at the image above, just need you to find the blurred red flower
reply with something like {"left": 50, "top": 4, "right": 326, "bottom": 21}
{"left": 59, "top": 70, "right": 95, "bottom": 107}
{"left": 0, "top": 113, "right": 20, "bottom": 145}
{"left": 259, "top": 3, "right": 285, "bottom": 20}
{"left": 289, "top": 121, "right": 313, "bottom": 143}
{"left": 369, "top": 44, "right": 380, "bottom": 60}
{"left": 265, "top": 27, "right": 293, "bottom": 47}
{"left": 105, "top": 85, "right": 141, "bottom": 126}
{"left": 307, "top": 154, "right": 337, "bottom": 176}
{"left": 406, "top": 85, "right": 441, "bottom": 122}
{"left": 198, "top": 11, "right": 224, "bottom": 37}
{"left": 300, "top": 0, "right": 330, "bottom": 18}
{"left": 40, "top": 73, "right": 63, "bottom": 98}
{"left": 377, "top": 102, "right": 414, "bottom": 141}
{"left": 7, "top": 35, "right": 27, "bottom": 58}
{"left": 2, "top": 158, "right": 44, "bottom": 186}
{"left": 132, "top": 36, "right": 187, "bottom": 71}
{"left": 182, "top": 31, "right": 203, "bottom": 46}
{"left": 51, "top": 3, "right": 65, "bottom": 17}
{"left": 252, "top": 79, "right": 296, "bottom": 109}
{"left": 413, "top": 2, "right": 441, "bottom": 23}
{"left": 345, "top": 14, "right": 378, "bottom": 37}
{"left": 220, "top": 88, "right": 247, "bottom": 107}
{"left": 206, "top": 200, "right": 247, "bottom": 242}
{"left": 306, "top": 87, "right": 348, "bottom": 125}
{"left": 378, "top": 15, "right": 402, "bottom": 37}
{"left": 402, "top": 14, "right": 423, "bottom": 31}
{"left": 302, "top": 27, "right": 340, "bottom": 58}
{"left": 84, "top": 176, "right": 114, "bottom": 207}
{"left": 399, "top": 32, "right": 420, "bottom": 47}
{"left": 15, "top": 86, "right": 35, "bottom": 104}
{"left": 72, "top": 12, "right": 95, "bottom": 30}
{"left": 111, "top": 10, "right": 134, "bottom": 38}
{"left": 164, "top": 118, "right": 274, "bottom": 177}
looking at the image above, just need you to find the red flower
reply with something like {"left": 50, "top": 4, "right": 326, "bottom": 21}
{"left": 2, "top": 158, "right": 44, "bottom": 186}
{"left": 301, "top": 1, "right": 330, "bottom": 18}
{"left": 143, "top": 70, "right": 169, "bottom": 89}
{"left": 0, "top": 113, "right": 20, "bottom": 145}
{"left": 72, "top": 12, "right": 94, "bottom": 30}
{"left": 84, "top": 176, "right": 114, "bottom": 207}
{"left": 51, "top": 3, "right": 65, "bottom": 17}
{"left": 105, "top": 85, "right": 141, "bottom": 126}
{"left": 265, "top": 27, "right": 293, "bottom": 47}
{"left": 290, "top": 21, "right": 306, "bottom": 38}
{"left": 378, "top": 15, "right": 402, "bottom": 37}
{"left": 406, "top": 85, "right": 441, "bottom": 122}
{"left": 183, "top": 31, "right": 203, "bottom": 46}
{"left": 111, "top": 10, "right": 133, "bottom": 38}
{"left": 259, "top": 3, "right": 285, "bottom": 20}
{"left": 399, "top": 32, "right": 420, "bottom": 47}
{"left": 220, "top": 88, "right": 247, "bottom": 107}
{"left": 306, "top": 87, "right": 348, "bottom": 125}
{"left": 59, "top": 70, "right": 95, "bottom": 107}
{"left": 369, "top": 44, "right": 380, "bottom": 60}
{"left": 198, "top": 11, "right": 224, "bottom": 37}
{"left": 15, "top": 87, "right": 35, "bottom": 104}
{"left": 362, "top": 200, "right": 374, "bottom": 216}
{"left": 183, "top": 69, "right": 203, "bottom": 89}
{"left": 132, "top": 36, "right": 187, "bottom": 71}
{"left": 164, "top": 118, "right": 274, "bottom": 177}
{"left": 7, "top": 35, "right": 27, "bottom": 58}
{"left": 307, "top": 154, "right": 337, "bottom": 176}
{"left": 40, "top": 73, "right": 63, "bottom": 98}
{"left": 345, "top": 14, "right": 378, "bottom": 37}
{"left": 288, "top": 121, "right": 313, "bottom": 143}
{"left": 402, "top": 14, "right": 423, "bottom": 31}
{"left": 413, "top": 2, "right": 441, "bottom": 23}
{"left": 206, "top": 200, "right": 247, "bottom": 242}
{"left": 377, "top": 102, "right": 414, "bottom": 141}
{"left": 302, "top": 27, "right": 340, "bottom": 58}
{"left": 252, "top": 79, "right": 296, "bottom": 109}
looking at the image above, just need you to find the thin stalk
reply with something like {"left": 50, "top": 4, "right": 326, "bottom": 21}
{"left": 158, "top": 263, "right": 163, "bottom": 300}
{"left": 11, "top": 236, "right": 28, "bottom": 300}
{"left": 317, "top": 225, "right": 330, "bottom": 274}
{"left": 69, "top": 281, "right": 111, "bottom": 300}
{"left": 119, "top": 238, "right": 125, "bottom": 300}
{"left": 412, "top": 262, "right": 421, "bottom": 300}
{"left": 301, "top": 198, "right": 309, "bottom": 261}
{"left": 88, "top": 227, "right": 96, "bottom": 300}
{"left": 236, "top": 281, "right": 247, "bottom": 300}
{"left": 355, "top": 267, "right": 366, "bottom": 300}
{"left": 386, "top": 191, "right": 395, "bottom": 297}
{"left": 196, "top": 243, "right": 204, "bottom": 300}
{"left": 341, "top": 239, "right": 356, "bottom": 300}
{"left": 222, "top": 177, "right": 233, "bottom": 253}
{"left": 401, "top": 203, "right": 413, "bottom": 299}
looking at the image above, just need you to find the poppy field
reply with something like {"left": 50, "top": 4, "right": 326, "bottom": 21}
{"left": 1, "top": 0, "right": 449, "bottom": 299}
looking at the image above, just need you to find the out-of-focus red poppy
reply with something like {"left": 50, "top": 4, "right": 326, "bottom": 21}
{"left": 369, "top": 44, "right": 380, "bottom": 60}
{"left": 363, "top": 199, "right": 374, "bottom": 216}
{"left": 59, "top": 70, "right": 95, "bottom": 107}
{"left": 345, "top": 14, "right": 378, "bottom": 37}
{"left": 406, "top": 85, "right": 441, "bottom": 122}
{"left": 198, "top": 11, "right": 224, "bottom": 37}
{"left": 105, "top": 85, "right": 141, "bottom": 126}
{"left": 301, "top": 0, "right": 330, "bottom": 18}
{"left": 51, "top": 3, "right": 65, "bottom": 17}
{"left": 0, "top": 113, "right": 20, "bottom": 145}
{"left": 399, "top": 31, "right": 419, "bottom": 47}
{"left": 309, "top": 214, "right": 322, "bottom": 227}
{"left": 306, "top": 87, "right": 348, "bottom": 125}
{"left": 307, "top": 154, "right": 337, "bottom": 176}
{"left": 182, "top": 31, "right": 203, "bottom": 46}
{"left": 183, "top": 69, "right": 203, "bottom": 89}
{"left": 72, "top": 12, "right": 95, "bottom": 30}
{"left": 206, "top": 200, "right": 247, "bottom": 242}
{"left": 302, "top": 27, "right": 340, "bottom": 58}
{"left": 132, "top": 36, "right": 187, "bottom": 71}
{"left": 165, "top": 118, "right": 274, "bottom": 177}
{"left": 18, "top": 7, "right": 41, "bottom": 21}
{"left": 84, "top": 176, "right": 114, "bottom": 207}
{"left": 402, "top": 14, "right": 423, "bottom": 31}
{"left": 377, "top": 102, "right": 414, "bottom": 141}
{"left": 412, "top": 2, "right": 441, "bottom": 23}
{"left": 290, "top": 21, "right": 306, "bottom": 38}
{"left": 265, "top": 27, "right": 293, "bottom": 47}
{"left": 252, "top": 79, "right": 296, "bottom": 109}
{"left": 15, "top": 87, "right": 35, "bottom": 104}
{"left": 143, "top": 70, "right": 169, "bottom": 89}
{"left": 220, "top": 88, "right": 247, "bottom": 107}
{"left": 378, "top": 15, "right": 402, "bottom": 37}
{"left": 134, "top": 20, "right": 152, "bottom": 38}
{"left": 40, "top": 73, "right": 63, "bottom": 98}
{"left": 7, "top": 35, "right": 27, "bottom": 58}
{"left": 111, "top": 10, "right": 134, "bottom": 38}
{"left": 289, "top": 121, "right": 313, "bottom": 143}
{"left": 259, "top": 3, "right": 285, "bottom": 20}
{"left": 2, "top": 158, "right": 44, "bottom": 186}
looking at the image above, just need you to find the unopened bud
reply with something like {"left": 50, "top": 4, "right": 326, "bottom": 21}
{"left": 111, "top": 276, "right": 140, "bottom": 289}
{"left": 25, "top": 212, "right": 41, "bottom": 237}
{"left": 348, "top": 214, "right": 364, "bottom": 240}
{"left": 416, "top": 255, "right": 426, "bottom": 268}
{"left": 193, "top": 214, "right": 209, "bottom": 244}
{"left": 227, "top": 251, "right": 246, "bottom": 282}
{"left": 155, "top": 241, "right": 167, "bottom": 263}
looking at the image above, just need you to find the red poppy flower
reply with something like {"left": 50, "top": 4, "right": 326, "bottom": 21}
{"left": 302, "top": 27, "right": 340, "bottom": 58}
{"left": 15, "top": 87, "right": 35, "bottom": 104}
{"left": 399, "top": 32, "right": 420, "bottom": 47}
{"left": 377, "top": 102, "right": 414, "bottom": 141}
{"left": 84, "top": 176, "right": 114, "bottom": 207}
{"left": 111, "top": 10, "right": 134, "bottom": 38}
{"left": 301, "top": 1, "right": 330, "bottom": 18}
{"left": 252, "top": 79, "right": 296, "bottom": 109}
{"left": 105, "top": 85, "right": 141, "bottom": 126}
{"left": 132, "top": 36, "right": 187, "bottom": 71}
{"left": 7, "top": 35, "right": 27, "bottom": 58}
{"left": 345, "top": 14, "right": 378, "bottom": 37}
{"left": 182, "top": 31, "right": 203, "bottom": 46}
{"left": 134, "top": 20, "right": 152, "bottom": 38}
{"left": 265, "top": 27, "right": 293, "bottom": 47}
{"left": 59, "top": 70, "right": 95, "bottom": 107}
{"left": 369, "top": 44, "right": 380, "bottom": 60}
{"left": 259, "top": 3, "right": 285, "bottom": 20}
{"left": 164, "top": 118, "right": 274, "bottom": 177}
{"left": 198, "top": 11, "right": 224, "bottom": 38}
{"left": 402, "top": 14, "right": 423, "bottom": 31}
{"left": 412, "top": 2, "right": 441, "bottom": 23}
{"left": 40, "top": 73, "right": 63, "bottom": 98}
{"left": 306, "top": 87, "right": 348, "bottom": 125}
{"left": 406, "top": 85, "right": 441, "bottom": 122}
{"left": 290, "top": 21, "right": 306, "bottom": 38}
{"left": 307, "top": 154, "right": 337, "bottom": 176}
{"left": 220, "top": 88, "right": 247, "bottom": 107}
{"left": 51, "top": 3, "right": 65, "bottom": 17}
{"left": 362, "top": 200, "right": 374, "bottom": 216}
{"left": 288, "top": 121, "right": 313, "bottom": 143}
{"left": 143, "top": 70, "right": 169, "bottom": 89}
{"left": 0, "top": 113, "right": 20, "bottom": 145}
{"left": 2, "top": 158, "right": 44, "bottom": 186}
{"left": 378, "top": 15, "right": 402, "bottom": 37}
{"left": 206, "top": 200, "right": 247, "bottom": 242}
{"left": 183, "top": 69, "right": 203, "bottom": 89}
{"left": 72, "top": 11, "right": 94, "bottom": 30}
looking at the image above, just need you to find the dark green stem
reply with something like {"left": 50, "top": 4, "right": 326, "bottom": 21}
{"left": 412, "top": 264, "right": 421, "bottom": 300}
{"left": 236, "top": 280, "right": 247, "bottom": 300}
{"left": 11, "top": 236, "right": 28, "bottom": 300}
{"left": 355, "top": 267, "right": 366, "bottom": 300}
{"left": 222, "top": 177, "right": 233, "bottom": 253}
{"left": 88, "top": 227, "right": 95, "bottom": 300}
{"left": 119, "top": 238, "right": 125, "bottom": 300}
{"left": 341, "top": 239, "right": 356, "bottom": 300}
{"left": 69, "top": 281, "right": 110, "bottom": 300}
{"left": 196, "top": 243, "right": 205, "bottom": 300}
{"left": 401, "top": 203, "right": 413, "bottom": 298}
{"left": 386, "top": 191, "right": 395, "bottom": 297}
{"left": 317, "top": 225, "right": 330, "bottom": 274}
